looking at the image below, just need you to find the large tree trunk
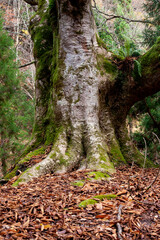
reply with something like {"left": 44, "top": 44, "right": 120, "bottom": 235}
{"left": 5, "top": 0, "right": 160, "bottom": 184}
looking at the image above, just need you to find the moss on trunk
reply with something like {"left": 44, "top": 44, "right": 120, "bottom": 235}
{"left": 2, "top": 0, "right": 160, "bottom": 185}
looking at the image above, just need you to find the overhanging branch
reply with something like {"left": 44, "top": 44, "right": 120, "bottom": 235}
{"left": 107, "top": 39, "right": 160, "bottom": 118}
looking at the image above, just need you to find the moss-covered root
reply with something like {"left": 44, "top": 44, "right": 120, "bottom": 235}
{"left": 83, "top": 142, "right": 115, "bottom": 174}
{"left": 4, "top": 147, "right": 46, "bottom": 180}
{"left": 13, "top": 131, "right": 68, "bottom": 186}
{"left": 12, "top": 127, "right": 117, "bottom": 186}
{"left": 79, "top": 194, "right": 117, "bottom": 208}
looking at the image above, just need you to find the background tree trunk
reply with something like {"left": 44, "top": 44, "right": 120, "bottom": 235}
{"left": 4, "top": 0, "right": 160, "bottom": 184}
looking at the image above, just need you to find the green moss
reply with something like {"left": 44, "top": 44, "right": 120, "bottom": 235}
{"left": 156, "top": 36, "right": 160, "bottom": 44}
{"left": 103, "top": 59, "right": 117, "bottom": 75}
{"left": 79, "top": 194, "right": 117, "bottom": 208}
{"left": 12, "top": 168, "right": 32, "bottom": 187}
{"left": 4, "top": 166, "right": 19, "bottom": 180}
{"left": 93, "top": 194, "right": 117, "bottom": 200}
{"left": 140, "top": 39, "right": 160, "bottom": 76}
{"left": 50, "top": 152, "right": 57, "bottom": 159}
{"left": 79, "top": 199, "right": 97, "bottom": 208}
{"left": 36, "top": 166, "right": 41, "bottom": 170}
{"left": 96, "top": 54, "right": 117, "bottom": 81}
{"left": 12, "top": 178, "right": 24, "bottom": 187}
{"left": 96, "top": 35, "right": 108, "bottom": 51}
{"left": 87, "top": 171, "right": 110, "bottom": 180}
{"left": 71, "top": 180, "right": 84, "bottom": 187}
{"left": 49, "top": 0, "right": 56, "bottom": 9}
{"left": 4, "top": 147, "right": 45, "bottom": 180}
{"left": 133, "top": 60, "right": 142, "bottom": 81}
{"left": 29, "top": 0, "right": 60, "bottom": 146}
{"left": 45, "top": 125, "right": 64, "bottom": 146}
{"left": 110, "top": 141, "right": 126, "bottom": 164}
{"left": 59, "top": 156, "right": 67, "bottom": 165}
{"left": 87, "top": 143, "right": 115, "bottom": 173}
{"left": 19, "top": 147, "right": 45, "bottom": 163}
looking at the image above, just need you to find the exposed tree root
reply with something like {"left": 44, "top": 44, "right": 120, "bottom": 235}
{"left": 12, "top": 126, "right": 115, "bottom": 185}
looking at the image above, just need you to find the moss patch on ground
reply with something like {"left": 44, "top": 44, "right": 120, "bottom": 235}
{"left": 79, "top": 194, "right": 117, "bottom": 208}
{"left": 93, "top": 194, "right": 117, "bottom": 200}
{"left": 71, "top": 180, "right": 85, "bottom": 187}
{"left": 87, "top": 171, "right": 111, "bottom": 181}
{"left": 79, "top": 199, "right": 97, "bottom": 208}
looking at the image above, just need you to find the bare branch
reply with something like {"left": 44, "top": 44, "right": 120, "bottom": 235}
{"left": 23, "top": 0, "right": 38, "bottom": 5}
{"left": 144, "top": 99, "right": 160, "bottom": 131}
{"left": 152, "top": 132, "right": 160, "bottom": 144}
{"left": 21, "top": 87, "right": 34, "bottom": 100}
{"left": 92, "top": 0, "right": 152, "bottom": 24}
{"left": 19, "top": 61, "right": 36, "bottom": 68}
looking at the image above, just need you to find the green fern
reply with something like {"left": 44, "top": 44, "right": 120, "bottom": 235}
{"left": 133, "top": 60, "right": 142, "bottom": 79}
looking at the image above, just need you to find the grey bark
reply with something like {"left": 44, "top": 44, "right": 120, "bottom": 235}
{"left": 10, "top": 0, "right": 160, "bottom": 184}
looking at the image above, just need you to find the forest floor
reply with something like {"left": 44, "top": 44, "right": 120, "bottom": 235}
{"left": 0, "top": 165, "right": 160, "bottom": 240}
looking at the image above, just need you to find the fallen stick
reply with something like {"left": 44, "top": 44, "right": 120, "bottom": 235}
{"left": 117, "top": 204, "right": 123, "bottom": 240}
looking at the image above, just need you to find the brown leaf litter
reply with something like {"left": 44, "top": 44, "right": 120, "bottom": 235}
{"left": 0, "top": 166, "right": 160, "bottom": 239}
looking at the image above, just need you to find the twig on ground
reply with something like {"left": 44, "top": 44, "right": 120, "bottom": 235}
{"left": 143, "top": 137, "right": 147, "bottom": 172}
{"left": 142, "top": 167, "right": 160, "bottom": 195}
{"left": 117, "top": 205, "right": 123, "bottom": 240}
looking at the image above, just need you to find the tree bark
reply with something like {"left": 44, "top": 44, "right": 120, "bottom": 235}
{"left": 5, "top": 0, "right": 160, "bottom": 184}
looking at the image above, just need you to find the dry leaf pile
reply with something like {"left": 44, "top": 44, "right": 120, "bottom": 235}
{"left": 0, "top": 166, "right": 160, "bottom": 239}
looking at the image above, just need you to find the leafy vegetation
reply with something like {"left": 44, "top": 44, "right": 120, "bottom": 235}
{"left": 0, "top": 11, "right": 34, "bottom": 175}
{"left": 94, "top": 0, "right": 160, "bottom": 163}
{"left": 129, "top": 93, "right": 160, "bottom": 162}
{"left": 143, "top": 0, "right": 160, "bottom": 47}
{"left": 94, "top": 0, "right": 141, "bottom": 57}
